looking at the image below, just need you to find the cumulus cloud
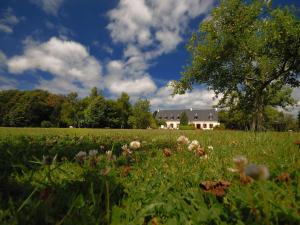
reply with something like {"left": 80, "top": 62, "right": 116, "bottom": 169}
{"left": 104, "top": 60, "right": 156, "bottom": 95}
{"left": 105, "top": 0, "right": 214, "bottom": 97}
{"left": 108, "top": 0, "right": 214, "bottom": 53}
{"left": 150, "top": 85, "right": 219, "bottom": 110}
{"left": 0, "top": 8, "right": 21, "bottom": 34}
{"left": 7, "top": 37, "right": 102, "bottom": 95}
{"left": 31, "top": 0, "right": 65, "bottom": 15}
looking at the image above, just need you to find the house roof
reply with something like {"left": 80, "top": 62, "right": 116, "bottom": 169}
{"left": 155, "top": 109, "right": 218, "bottom": 122}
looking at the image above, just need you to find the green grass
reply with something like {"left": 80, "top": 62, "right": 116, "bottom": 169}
{"left": 0, "top": 128, "right": 299, "bottom": 225}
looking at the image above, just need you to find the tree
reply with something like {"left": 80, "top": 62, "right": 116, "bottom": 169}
{"left": 90, "top": 87, "right": 99, "bottom": 98}
{"left": 116, "top": 92, "right": 132, "bottom": 128}
{"left": 129, "top": 99, "right": 152, "bottom": 129}
{"left": 172, "top": 0, "right": 300, "bottom": 131}
{"left": 84, "top": 95, "right": 106, "bottom": 128}
{"left": 179, "top": 112, "right": 188, "bottom": 125}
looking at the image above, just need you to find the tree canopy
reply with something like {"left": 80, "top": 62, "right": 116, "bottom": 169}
{"left": 0, "top": 88, "right": 154, "bottom": 129}
{"left": 172, "top": 0, "right": 300, "bottom": 130}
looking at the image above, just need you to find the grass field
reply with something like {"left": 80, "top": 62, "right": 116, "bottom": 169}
{"left": 0, "top": 128, "right": 299, "bottom": 225}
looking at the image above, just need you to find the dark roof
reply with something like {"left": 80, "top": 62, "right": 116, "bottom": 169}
{"left": 155, "top": 109, "right": 218, "bottom": 121}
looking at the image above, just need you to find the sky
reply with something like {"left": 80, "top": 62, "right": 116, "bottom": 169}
{"left": 0, "top": 0, "right": 299, "bottom": 113}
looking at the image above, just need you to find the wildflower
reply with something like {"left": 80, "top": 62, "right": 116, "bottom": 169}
{"left": 195, "top": 147, "right": 206, "bottom": 157}
{"left": 188, "top": 140, "right": 200, "bottom": 151}
{"left": 276, "top": 172, "right": 291, "bottom": 183}
{"left": 163, "top": 148, "right": 172, "bottom": 157}
{"left": 89, "top": 150, "right": 98, "bottom": 157}
{"left": 207, "top": 145, "right": 214, "bottom": 151}
{"left": 233, "top": 155, "right": 248, "bottom": 171}
{"left": 75, "top": 151, "right": 86, "bottom": 166}
{"left": 122, "top": 144, "right": 132, "bottom": 156}
{"left": 177, "top": 135, "right": 189, "bottom": 145}
{"left": 244, "top": 164, "right": 269, "bottom": 180}
{"left": 129, "top": 141, "right": 141, "bottom": 150}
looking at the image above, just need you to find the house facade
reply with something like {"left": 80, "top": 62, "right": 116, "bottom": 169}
{"left": 155, "top": 108, "right": 220, "bottom": 130}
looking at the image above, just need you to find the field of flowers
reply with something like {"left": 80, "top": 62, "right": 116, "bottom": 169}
{"left": 0, "top": 128, "right": 299, "bottom": 225}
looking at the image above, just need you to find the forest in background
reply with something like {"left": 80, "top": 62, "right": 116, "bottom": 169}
{"left": 0, "top": 88, "right": 299, "bottom": 131}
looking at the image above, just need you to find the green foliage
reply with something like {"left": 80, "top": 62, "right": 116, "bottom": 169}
{"left": 179, "top": 125, "right": 195, "bottom": 130}
{"left": 173, "top": 0, "right": 300, "bottom": 131}
{"left": 219, "top": 107, "right": 298, "bottom": 131}
{"left": 179, "top": 111, "right": 188, "bottom": 125}
{"left": 40, "top": 121, "right": 53, "bottom": 128}
{"left": 0, "top": 88, "right": 154, "bottom": 129}
{"left": 129, "top": 99, "right": 153, "bottom": 129}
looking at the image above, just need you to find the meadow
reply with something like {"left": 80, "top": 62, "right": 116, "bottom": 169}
{"left": 0, "top": 128, "right": 299, "bottom": 225}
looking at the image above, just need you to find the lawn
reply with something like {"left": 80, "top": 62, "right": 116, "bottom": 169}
{"left": 0, "top": 128, "right": 299, "bottom": 225}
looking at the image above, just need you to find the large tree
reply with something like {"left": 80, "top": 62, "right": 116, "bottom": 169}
{"left": 129, "top": 99, "right": 152, "bottom": 129}
{"left": 172, "top": 0, "right": 300, "bottom": 130}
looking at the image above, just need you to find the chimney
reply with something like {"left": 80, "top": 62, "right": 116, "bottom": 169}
{"left": 190, "top": 108, "right": 193, "bottom": 111}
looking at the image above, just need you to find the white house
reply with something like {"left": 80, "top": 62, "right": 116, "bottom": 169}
{"left": 155, "top": 108, "right": 220, "bottom": 130}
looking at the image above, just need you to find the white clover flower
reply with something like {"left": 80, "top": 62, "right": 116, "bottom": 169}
{"left": 177, "top": 136, "right": 189, "bottom": 145}
{"left": 188, "top": 140, "right": 200, "bottom": 151}
{"left": 122, "top": 144, "right": 132, "bottom": 155}
{"left": 129, "top": 141, "right": 141, "bottom": 150}
{"left": 89, "top": 150, "right": 98, "bottom": 157}
{"left": 75, "top": 151, "right": 86, "bottom": 165}
{"left": 207, "top": 145, "right": 214, "bottom": 151}
{"left": 245, "top": 164, "right": 269, "bottom": 180}
{"left": 233, "top": 155, "right": 248, "bottom": 170}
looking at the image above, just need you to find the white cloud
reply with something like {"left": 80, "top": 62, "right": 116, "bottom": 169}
{"left": 7, "top": 37, "right": 102, "bottom": 95}
{"left": 0, "top": 8, "right": 21, "bottom": 34}
{"left": 150, "top": 85, "right": 219, "bottom": 110}
{"left": 31, "top": 0, "right": 65, "bottom": 16}
{"left": 108, "top": 0, "right": 214, "bottom": 54}
{"left": 104, "top": 60, "right": 156, "bottom": 96}
{"left": 105, "top": 0, "right": 215, "bottom": 97}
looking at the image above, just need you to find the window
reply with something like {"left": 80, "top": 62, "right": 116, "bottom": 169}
{"left": 203, "top": 123, "right": 207, "bottom": 128}
{"left": 209, "top": 124, "right": 213, "bottom": 128}
{"left": 194, "top": 113, "right": 198, "bottom": 120}
{"left": 158, "top": 117, "right": 162, "bottom": 119}
{"left": 170, "top": 123, "right": 174, "bottom": 128}
{"left": 196, "top": 124, "right": 201, "bottom": 129}
{"left": 164, "top": 116, "right": 168, "bottom": 119}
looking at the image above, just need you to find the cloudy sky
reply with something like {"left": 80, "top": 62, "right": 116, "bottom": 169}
{"left": 0, "top": 0, "right": 299, "bottom": 113}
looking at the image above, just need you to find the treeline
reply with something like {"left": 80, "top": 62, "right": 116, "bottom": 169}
{"left": 218, "top": 106, "right": 300, "bottom": 131}
{"left": 0, "top": 88, "right": 157, "bottom": 128}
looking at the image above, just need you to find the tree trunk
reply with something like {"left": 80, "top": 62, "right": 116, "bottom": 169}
{"left": 251, "top": 93, "right": 264, "bottom": 131}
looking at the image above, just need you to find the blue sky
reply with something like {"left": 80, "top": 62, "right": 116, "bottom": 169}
{"left": 0, "top": 0, "right": 299, "bottom": 112}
